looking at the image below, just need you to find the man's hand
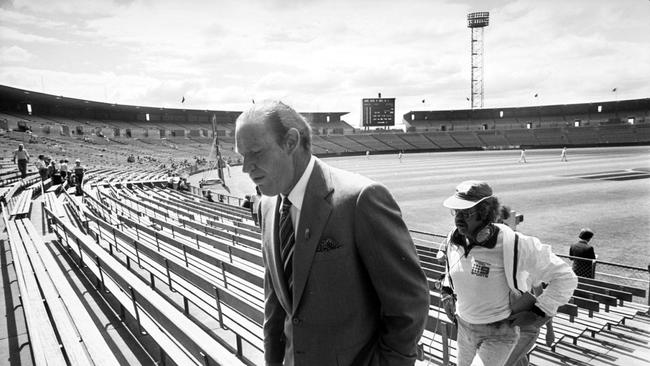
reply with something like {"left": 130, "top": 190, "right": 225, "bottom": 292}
{"left": 442, "top": 295, "right": 456, "bottom": 323}
{"left": 507, "top": 310, "right": 539, "bottom": 326}
{"left": 545, "top": 321, "right": 555, "bottom": 346}
{"left": 545, "top": 327, "right": 555, "bottom": 346}
{"left": 507, "top": 311, "right": 551, "bottom": 328}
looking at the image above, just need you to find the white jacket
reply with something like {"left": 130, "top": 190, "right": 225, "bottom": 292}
{"left": 444, "top": 223, "right": 577, "bottom": 317}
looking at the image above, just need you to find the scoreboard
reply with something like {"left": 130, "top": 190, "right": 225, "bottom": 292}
{"left": 362, "top": 98, "right": 395, "bottom": 127}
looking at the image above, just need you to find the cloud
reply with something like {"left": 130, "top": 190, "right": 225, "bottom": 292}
{"left": 0, "top": 0, "right": 649, "bottom": 125}
{"left": 0, "top": 46, "right": 32, "bottom": 63}
{"left": 11, "top": 0, "right": 128, "bottom": 16}
{"left": 0, "top": 26, "right": 67, "bottom": 44}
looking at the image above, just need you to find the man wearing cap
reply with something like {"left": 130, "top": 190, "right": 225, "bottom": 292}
{"left": 569, "top": 229, "right": 596, "bottom": 278}
{"left": 439, "top": 180, "right": 577, "bottom": 366}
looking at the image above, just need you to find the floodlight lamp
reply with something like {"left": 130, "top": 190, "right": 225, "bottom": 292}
{"left": 467, "top": 12, "right": 489, "bottom": 28}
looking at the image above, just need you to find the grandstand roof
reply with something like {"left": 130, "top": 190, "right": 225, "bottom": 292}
{"left": 0, "top": 84, "right": 350, "bottom": 124}
{"left": 405, "top": 98, "right": 650, "bottom": 120}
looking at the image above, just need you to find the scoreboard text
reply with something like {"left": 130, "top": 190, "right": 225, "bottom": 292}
{"left": 362, "top": 98, "right": 395, "bottom": 127}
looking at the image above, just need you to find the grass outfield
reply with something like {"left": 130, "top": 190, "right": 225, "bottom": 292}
{"left": 205, "top": 145, "right": 650, "bottom": 268}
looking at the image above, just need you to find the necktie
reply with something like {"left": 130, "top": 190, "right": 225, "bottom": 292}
{"left": 279, "top": 197, "right": 295, "bottom": 295}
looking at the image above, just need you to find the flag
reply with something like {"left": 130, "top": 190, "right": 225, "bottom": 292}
{"left": 534, "top": 93, "right": 538, "bottom": 98}
{"left": 208, "top": 114, "right": 218, "bottom": 161}
{"left": 208, "top": 113, "right": 225, "bottom": 181}
{"left": 181, "top": 96, "right": 185, "bottom": 103}
{"left": 612, "top": 88, "right": 617, "bottom": 92}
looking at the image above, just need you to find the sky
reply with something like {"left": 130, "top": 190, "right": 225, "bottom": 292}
{"left": 1, "top": 0, "right": 649, "bottom": 127}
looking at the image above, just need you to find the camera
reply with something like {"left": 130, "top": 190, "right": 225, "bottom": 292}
{"left": 515, "top": 213, "right": 524, "bottom": 225}
{"left": 499, "top": 206, "right": 524, "bottom": 230}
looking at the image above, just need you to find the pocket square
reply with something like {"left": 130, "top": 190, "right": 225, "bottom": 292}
{"left": 316, "top": 238, "right": 342, "bottom": 253}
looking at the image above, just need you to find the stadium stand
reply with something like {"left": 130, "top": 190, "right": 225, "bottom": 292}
{"left": 346, "top": 134, "right": 394, "bottom": 151}
{"left": 422, "top": 132, "right": 464, "bottom": 149}
{"left": 321, "top": 135, "right": 368, "bottom": 152}
{"left": 447, "top": 131, "right": 483, "bottom": 148}
{"left": 1, "top": 84, "right": 649, "bottom": 365}
{"left": 399, "top": 133, "right": 441, "bottom": 149}
{"left": 564, "top": 126, "right": 600, "bottom": 145}
{"left": 533, "top": 127, "right": 567, "bottom": 146}
{"left": 372, "top": 132, "right": 418, "bottom": 151}
{"left": 476, "top": 130, "right": 510, "bottom": 147}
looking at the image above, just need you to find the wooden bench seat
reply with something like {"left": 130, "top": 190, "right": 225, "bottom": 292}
{"left": 4, "top": 217, "right": 67, "bottom": 365}
{"left": 8, "top": 187, "right": 34, "bottom": 218}
{"left": 13, "top": 218, "right": 122, "bottom": 365}
{"left": 82, "top": 214, "right": 263, "bottom": 350}
{"left": 45, "top": 208, "right": 247, "bottom": 366}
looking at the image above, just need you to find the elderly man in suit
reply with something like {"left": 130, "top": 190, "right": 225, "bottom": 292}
{"left": 235, "top": 101, "right": 429, "bottom": 366}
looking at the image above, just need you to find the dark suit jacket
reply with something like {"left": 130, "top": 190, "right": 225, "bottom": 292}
{"left": 260, "top": 158, "right": 429, "bottom": 366}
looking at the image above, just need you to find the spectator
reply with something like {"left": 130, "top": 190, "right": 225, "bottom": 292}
{"left": 47, "top": 159, "right": 56, "bottom": 179}
{"left": 569, "top": 228, "right": 596, "bottom": 278}
{"left": 440, "top": 180, "right": 577, "bottom": 366}
{"left": 35, "top": 155, "right": 48, "bottom": 180}
{"left": 51, "top": 161, "right": 63, "bottom": 185}
{"left": 250, "top": 186, "right": 262, "bottom": 225}
{"left": 12, "top": 143, "right": 30, "bottom": 179}
{"left": 206, "top": 190, "right": 214, "bottom": 202}
{"left": 59, "top": 159, "right": 69, "bottom": 181}
{"left": 178, "top": 178, "right": 189, "bottom": 191}
{"left": 241, "top": 195, "right": 251, "bottom": 209}
{"left": 73, "top": 159, "right": 85, "bottom": 196}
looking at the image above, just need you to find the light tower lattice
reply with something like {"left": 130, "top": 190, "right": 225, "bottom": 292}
{"left": 467, "top": 12, "right": 489, "bottom": 109}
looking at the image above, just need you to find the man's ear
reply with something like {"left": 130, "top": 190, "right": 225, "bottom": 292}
{"left": 284, "top": 128, "right": 300, "bottom": 153}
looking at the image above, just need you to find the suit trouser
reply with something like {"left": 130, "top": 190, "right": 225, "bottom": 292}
{"left": 456, "top": 317, "right": 519, "bottom": 366}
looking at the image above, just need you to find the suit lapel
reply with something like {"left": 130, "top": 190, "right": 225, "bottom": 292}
{"left": 292, "top": 159, "right": 334, "bottom": 310}
{"left": 262, "top": 196, "right": 292, "bottom": 313}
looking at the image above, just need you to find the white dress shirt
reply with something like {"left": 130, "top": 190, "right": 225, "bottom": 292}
{"left": 280, "top": 155, "right": 315, "bottom": 231}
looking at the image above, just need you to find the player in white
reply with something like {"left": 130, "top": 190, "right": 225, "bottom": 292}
{"left": 560, "top": 147, "right": 568, "bottom": 162}
{"left": 518, "top": 148, "right": 527, "bottom": 163}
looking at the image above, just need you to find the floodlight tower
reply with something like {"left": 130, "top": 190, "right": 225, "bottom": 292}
{"left": 467, "top": 12, "right": 489, "bottom": 109}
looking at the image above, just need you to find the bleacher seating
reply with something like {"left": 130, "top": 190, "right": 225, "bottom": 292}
{"left": 533, "top": 127, "right": 567, "bottom": 146}
{"left": 598, "top": 124, "right": 638, "bottom": 144}
{"left": 399, "top": 133, "right": 440, "bottom": 149}
{"left": 372, "top": 133, "right": 417, "bottom": 151}
{"left": 422, "top": 132, "right": 463, "bottom": 149}
{"left": 476, "top": 130, "right": 510, "bottom": 147}
{"left": 564, "top": 126, "right": 599, "bottom": 145}
{"left": 346, "top": 134, "right": 393, "bottom": 151}
{"left": 321, "top": 135, "right": 367, "bottom": 152}
{"left": 448, "top": 131, "right": 483, "bottom": 148}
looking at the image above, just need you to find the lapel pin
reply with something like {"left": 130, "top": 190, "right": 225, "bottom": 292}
{"left": 305, "top": 228, "right": 310, "bottom": 240}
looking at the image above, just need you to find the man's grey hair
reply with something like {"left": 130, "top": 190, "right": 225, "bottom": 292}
{"left": 236, "top": 100, "right": 312, "bottom": 152}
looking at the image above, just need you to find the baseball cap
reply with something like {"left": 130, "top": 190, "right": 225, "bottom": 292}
{"left": 443, "top": 180, "right": 493, "bottom": 209}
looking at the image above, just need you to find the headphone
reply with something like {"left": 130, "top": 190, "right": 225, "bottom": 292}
{"left": 474, "top": 224, "right": 495, "bottom": 245}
